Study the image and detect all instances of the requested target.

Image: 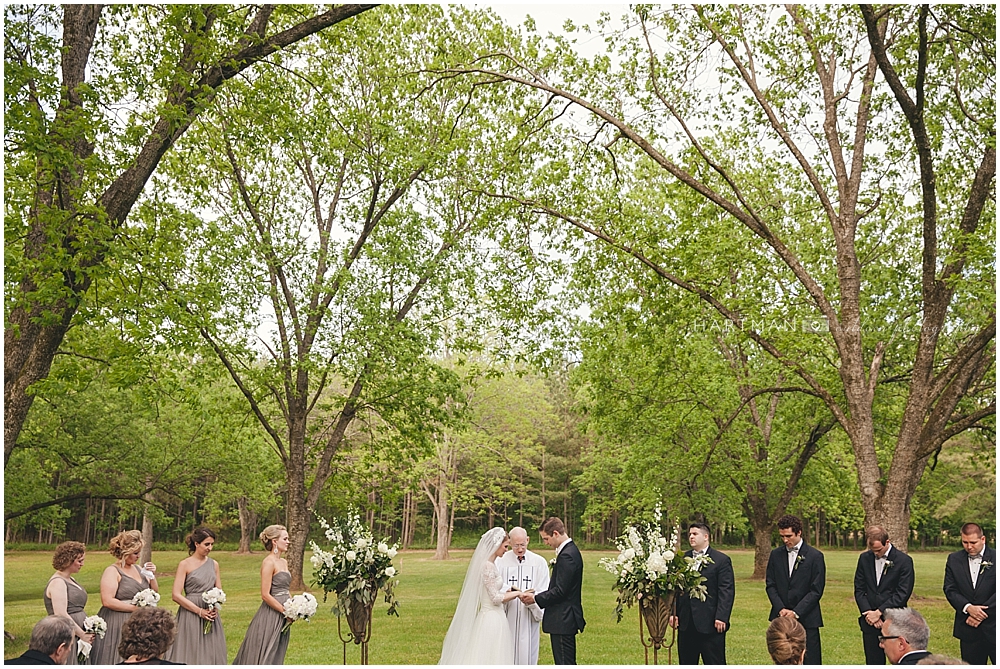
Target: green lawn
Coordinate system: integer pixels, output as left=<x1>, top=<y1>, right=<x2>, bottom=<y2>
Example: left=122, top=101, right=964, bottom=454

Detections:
left=4, top=547, right=962, bottom=664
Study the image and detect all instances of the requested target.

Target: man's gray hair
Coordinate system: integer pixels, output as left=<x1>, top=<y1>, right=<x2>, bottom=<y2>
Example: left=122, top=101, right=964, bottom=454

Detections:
left=509, top=527, right=529, bottom=540
left=28, top=615, right=75, bottom=656
left=884, top=607, right=930, bottom=650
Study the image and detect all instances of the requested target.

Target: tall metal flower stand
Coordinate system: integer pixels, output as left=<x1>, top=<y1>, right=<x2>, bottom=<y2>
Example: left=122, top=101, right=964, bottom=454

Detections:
left=337, top=600, right=373, bottom=665
left=638, top=593, right=677, bottom=665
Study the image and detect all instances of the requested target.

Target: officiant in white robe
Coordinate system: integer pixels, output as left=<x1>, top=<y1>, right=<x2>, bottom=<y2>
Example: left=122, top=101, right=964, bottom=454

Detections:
left=498, top=527, right=550, bottom=664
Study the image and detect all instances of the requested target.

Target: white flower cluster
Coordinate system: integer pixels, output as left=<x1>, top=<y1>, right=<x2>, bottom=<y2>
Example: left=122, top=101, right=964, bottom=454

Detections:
left=202, top=587, right=226, bottom=611
left=283, top=593, right=318, bottom=623
left=83, top=615, right=107, bottom=638
left=131, top=588, right=160, bottom=607
left=608, top=524, right=677, bottom=581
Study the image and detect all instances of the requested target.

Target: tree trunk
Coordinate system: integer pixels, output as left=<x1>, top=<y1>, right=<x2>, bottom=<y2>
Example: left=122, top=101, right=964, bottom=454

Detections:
left=237, top=496, right=257, bottom=554
left=751, top=523, right=773, bottom=580
left=140, top=479, right=154, bottom=565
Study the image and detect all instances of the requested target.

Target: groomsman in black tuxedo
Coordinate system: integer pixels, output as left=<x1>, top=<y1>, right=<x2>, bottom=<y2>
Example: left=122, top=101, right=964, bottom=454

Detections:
left=765, top=514, right=826, bottom=665
left=854, top=525, right=915, bottom=664
left=669, top=522, right=735, bottom=665
left=943, top=522, right=996, bottom=664
left=519, top=517, right=586, bottom=665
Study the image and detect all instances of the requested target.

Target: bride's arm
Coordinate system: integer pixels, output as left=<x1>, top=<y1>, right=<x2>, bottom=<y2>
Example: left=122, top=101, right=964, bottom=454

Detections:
left=483, top=563, right=520, bottom=605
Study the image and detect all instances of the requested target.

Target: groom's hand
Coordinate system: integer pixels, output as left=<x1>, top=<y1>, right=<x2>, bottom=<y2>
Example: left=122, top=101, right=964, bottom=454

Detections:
left=519, top=593, right=536, bottom=605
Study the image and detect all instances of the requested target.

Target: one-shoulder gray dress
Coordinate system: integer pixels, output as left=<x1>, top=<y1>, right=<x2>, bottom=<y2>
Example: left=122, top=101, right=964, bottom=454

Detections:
left=90, top=566, right=150, bottom=665
left=44, top=575, right=89, bottom=665
left=164, top=558, right=226, bottom=664
left=232, top=571, right=291, bottom=665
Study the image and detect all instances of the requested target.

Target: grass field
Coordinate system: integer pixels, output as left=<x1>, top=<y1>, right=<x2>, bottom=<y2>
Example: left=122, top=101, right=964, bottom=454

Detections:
left=4, top=547, right=963, bottom=664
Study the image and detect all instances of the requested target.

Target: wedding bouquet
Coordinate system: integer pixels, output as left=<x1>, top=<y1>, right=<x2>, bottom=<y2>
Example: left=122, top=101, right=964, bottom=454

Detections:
left=309, top=509, right=400, bottom=618
left=201, top=587, right=226, bottom=634
left=131, top=588, right=160, bottom=607
left=599, top=508, right=711, bottom=622
left=281, top=593, right=318, bottom=634
left=78, top=615, right=107, bottom=662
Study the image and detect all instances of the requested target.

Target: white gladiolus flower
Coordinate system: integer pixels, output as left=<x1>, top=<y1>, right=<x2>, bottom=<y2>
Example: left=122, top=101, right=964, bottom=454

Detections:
left=623, top=548, right=636, bottom=561
left=310, top=555, right=321, bottom=567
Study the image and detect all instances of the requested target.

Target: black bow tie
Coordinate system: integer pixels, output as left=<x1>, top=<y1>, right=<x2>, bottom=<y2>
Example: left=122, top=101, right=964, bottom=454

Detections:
left=517, top=556, right=524, bottom=563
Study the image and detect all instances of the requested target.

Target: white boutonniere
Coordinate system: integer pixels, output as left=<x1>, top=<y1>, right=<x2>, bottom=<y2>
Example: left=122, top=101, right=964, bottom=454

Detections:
left=980, top=561, right=993, bottom=574
left=794, top=554, right=805, bottom=571
left=882, top=560, right=894, bottom=574
left=549, top=557, right=557, bottom=571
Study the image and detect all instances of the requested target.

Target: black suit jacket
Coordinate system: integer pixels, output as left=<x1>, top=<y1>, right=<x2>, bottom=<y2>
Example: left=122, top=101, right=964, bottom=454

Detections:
left=6, top=649, right=57, bottom=664
left=535, top=539, right=586, bottom=635
left=676, top=546, right=735, bottom=634
left=854, top=545, right=915, bottom=633
left=765, top=541, right=825, bottom=629
left=897, top=649, right=932, bottom=665
left=943, top=545, right=996, bottom=641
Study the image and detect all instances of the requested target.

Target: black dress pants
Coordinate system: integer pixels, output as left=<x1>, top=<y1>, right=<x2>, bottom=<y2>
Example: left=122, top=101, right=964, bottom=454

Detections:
left=804, top=627, right=822, bottom=665
left=862, top=630, right=886, bottom=664
left=960, top=635, right=996, bottom=665
left=550, top=633, right=577, bottom=665
left=677, top=628, right=727, bottom=665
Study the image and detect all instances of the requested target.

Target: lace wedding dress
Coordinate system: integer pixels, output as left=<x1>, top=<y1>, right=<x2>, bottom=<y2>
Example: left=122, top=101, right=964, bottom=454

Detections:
left=439, top=528, right=515, bottom=664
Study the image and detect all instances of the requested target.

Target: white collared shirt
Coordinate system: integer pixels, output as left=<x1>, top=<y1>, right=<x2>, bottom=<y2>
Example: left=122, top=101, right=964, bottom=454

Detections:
left=970, top=551, right=983, bottom=588
left=875, top=543, right=893, bottom=586
left=692, top=545, right=709, bottom=571
left=555, top=537, right=572, bottom=556
left=788, top=539, right=803, bottom=575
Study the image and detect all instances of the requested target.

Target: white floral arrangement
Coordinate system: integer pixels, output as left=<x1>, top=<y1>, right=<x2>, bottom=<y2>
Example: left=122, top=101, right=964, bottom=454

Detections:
left=131, top=588, right=160, bottom=607
left=281, top=593, right=318, bottom=634
left=201, top=587, right=226, bottom=634
left=77, top=615, right=106, bottom=662
left=599, top=508, right=711, bottom=622
left=309, top=508, right=400, bottom=618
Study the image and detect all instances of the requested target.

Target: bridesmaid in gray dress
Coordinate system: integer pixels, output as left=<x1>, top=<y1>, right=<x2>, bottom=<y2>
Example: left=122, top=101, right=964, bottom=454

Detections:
left=233, top=525, right=293, bottom=665
left=90, top=530, right=159, bottom=665
left=45, top=541, right=96, bottom=665
left=165, top=527, right=226, bottom=664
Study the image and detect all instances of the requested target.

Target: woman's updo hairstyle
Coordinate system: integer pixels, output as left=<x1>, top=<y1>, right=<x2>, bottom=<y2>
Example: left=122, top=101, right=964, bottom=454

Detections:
left=766, top=616, right=807, bottom=665
left=260, top=524, right=287, bottom=552
left=109, top=530, right=144, bottom=559
left=185, top=527, right=217, bottom=555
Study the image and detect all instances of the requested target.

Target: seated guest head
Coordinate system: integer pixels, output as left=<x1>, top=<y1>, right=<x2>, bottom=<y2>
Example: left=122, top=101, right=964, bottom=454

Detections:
left=766, top=616, right=806, bottom=664
left=118, top=607, right=176, bottom=663
left=881, top=607, right=930, bottom=665
left=916, top=654, right=967, bottom=665
left=766, top=616, right=806, bottom=665
left=19, top=615, right=75, bottom=664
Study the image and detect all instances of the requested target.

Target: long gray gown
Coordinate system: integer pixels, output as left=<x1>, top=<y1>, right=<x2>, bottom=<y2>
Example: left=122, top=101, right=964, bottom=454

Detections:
left=44, top=575, right=89, bottom=665
left=164, top=558, right=226, bottom=664
left=89, top=566, right=150, bottom=665
left=232, top=571, right=291, bottom=665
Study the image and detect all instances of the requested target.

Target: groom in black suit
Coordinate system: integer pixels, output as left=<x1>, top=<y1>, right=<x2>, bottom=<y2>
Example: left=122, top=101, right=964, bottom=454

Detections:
left=520, top=517, right=585, bottom=665
left=765, top=514, right=826, bottom=665
left=854, top=525, right=915, bottom=664
left=943, top=522, right=996, bottom=664
left=670, top=522, right=735, bottom=664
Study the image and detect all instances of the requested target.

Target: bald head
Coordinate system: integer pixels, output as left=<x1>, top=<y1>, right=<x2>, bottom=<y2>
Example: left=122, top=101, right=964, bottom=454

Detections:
left=509, top=527, right=529, bottom=556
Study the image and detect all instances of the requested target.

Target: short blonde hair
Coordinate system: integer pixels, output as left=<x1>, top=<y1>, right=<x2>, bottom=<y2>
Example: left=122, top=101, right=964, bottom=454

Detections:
left=259, top=525, right=287, bottom=551
left=109, top=530, right=143, bottom=559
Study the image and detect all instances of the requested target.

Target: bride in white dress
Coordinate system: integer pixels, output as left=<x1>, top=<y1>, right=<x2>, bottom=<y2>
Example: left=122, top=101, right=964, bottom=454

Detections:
left=439, top=527, right=522, bottom=664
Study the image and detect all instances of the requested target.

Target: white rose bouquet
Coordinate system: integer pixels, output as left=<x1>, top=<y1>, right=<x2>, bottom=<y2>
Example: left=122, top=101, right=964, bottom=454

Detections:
left=131, top=588, right=160, bottom=608
left=77, top=615, right=106, bottom=662
left=309, top=508, right=400, bottom=619
left=201, top=587, right=226, bottom=634
left=281, top=593, right=318, bottom=634
left=599, top=508, right=711, bottom=622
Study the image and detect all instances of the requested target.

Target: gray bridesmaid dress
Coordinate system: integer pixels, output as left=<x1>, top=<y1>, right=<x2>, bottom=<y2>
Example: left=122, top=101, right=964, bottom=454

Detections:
left=232, top=571, right=291, bottom=665
left=44, top=575, right=89, bottom=665
left=89, top=566, right=150, bottom=665
left=164, top=558, right=226, bottom=664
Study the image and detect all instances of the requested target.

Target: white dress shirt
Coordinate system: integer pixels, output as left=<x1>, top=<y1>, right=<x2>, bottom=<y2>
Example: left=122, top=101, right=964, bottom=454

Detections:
left=875, top=544, right=892, bottom=586
left=787, top=539, right=803, bottom=576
